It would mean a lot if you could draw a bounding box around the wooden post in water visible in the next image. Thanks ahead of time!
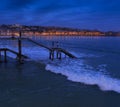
[50,41,55,61]
[18,31,22,63]
[49,50,54,60]
[59,51,62,59]
[51,50,54,60]
[56,50,59,59]
[56,49,62,60]
[49,51,52,60]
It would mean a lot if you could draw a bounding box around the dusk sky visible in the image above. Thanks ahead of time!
[0,0,120,31]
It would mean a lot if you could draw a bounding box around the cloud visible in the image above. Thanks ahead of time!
[0,0,119,31]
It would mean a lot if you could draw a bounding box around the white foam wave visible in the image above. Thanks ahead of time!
[46,59,120,93]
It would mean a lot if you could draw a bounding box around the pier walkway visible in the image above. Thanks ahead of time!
[0,48,28,63]
[0,35,76,63]
[26,38,77,60]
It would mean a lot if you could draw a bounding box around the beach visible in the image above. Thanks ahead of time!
[0,57,120,107]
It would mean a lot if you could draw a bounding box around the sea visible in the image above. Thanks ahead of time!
[0,35,120,107]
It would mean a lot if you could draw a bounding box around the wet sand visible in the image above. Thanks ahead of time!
[0,58,120,107]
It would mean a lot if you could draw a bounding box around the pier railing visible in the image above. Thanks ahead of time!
[26,38,77,60]
[0,33,77,63]
[0,48,28,63]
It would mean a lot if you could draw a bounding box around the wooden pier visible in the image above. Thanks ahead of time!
[0,33,77,63]
[0,48,27,63]
[0,32,28,63]
[27,38,77,60]
[49,48,76,60]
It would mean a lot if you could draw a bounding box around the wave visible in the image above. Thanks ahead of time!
[46,59,120,93]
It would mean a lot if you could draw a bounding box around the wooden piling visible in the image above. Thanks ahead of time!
[56,50,59,59]
[59,52,62,59]
[51,50,54,60]
[49,51,52,60]
[18,31,22,63]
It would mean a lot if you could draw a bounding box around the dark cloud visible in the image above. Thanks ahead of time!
[1,0,35,10]
[0,0,120,31]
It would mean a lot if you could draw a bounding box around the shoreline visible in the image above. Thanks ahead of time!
[0,58,120,107]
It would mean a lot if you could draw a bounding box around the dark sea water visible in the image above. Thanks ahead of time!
[0,36,120,107]
[35,36,120,93]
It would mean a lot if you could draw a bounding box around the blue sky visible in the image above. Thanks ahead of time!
[0,0,120,31]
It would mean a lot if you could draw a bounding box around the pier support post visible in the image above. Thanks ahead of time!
[59,52,62,59]
[18,31,23,63]
[56,50,61,59]
[51,50,54,61]
[56,50,59,59]
[49,51,52,60]
[49,50,54,61]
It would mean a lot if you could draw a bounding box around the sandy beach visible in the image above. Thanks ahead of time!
[0,57,120,107]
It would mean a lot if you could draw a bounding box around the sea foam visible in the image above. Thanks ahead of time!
[46,59,120,93]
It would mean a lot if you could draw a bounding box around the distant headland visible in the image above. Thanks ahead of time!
[0,24,120,36]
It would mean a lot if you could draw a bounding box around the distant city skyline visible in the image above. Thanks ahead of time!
[0,24,120,37]
[0,0,120,31]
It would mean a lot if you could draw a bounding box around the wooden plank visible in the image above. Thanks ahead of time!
[7,48,28,58]
[52,48,76,58]
[59,48,76,58]
[0,37,77,60]
[18,32,22,63]
[0,48,28,58]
